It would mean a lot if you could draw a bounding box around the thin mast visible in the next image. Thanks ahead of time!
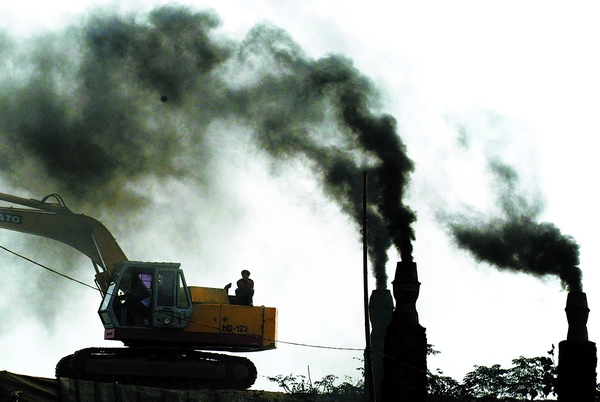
[363,171,376,402]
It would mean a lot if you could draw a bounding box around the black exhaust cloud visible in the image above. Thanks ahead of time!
[0,6,416,289]
[445,157,582,292]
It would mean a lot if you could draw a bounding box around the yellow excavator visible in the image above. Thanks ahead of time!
[0,192,277,389]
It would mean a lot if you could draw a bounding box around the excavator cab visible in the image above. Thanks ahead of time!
[99,261,193,330]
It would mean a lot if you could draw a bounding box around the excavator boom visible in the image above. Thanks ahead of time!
[0,192,127,292]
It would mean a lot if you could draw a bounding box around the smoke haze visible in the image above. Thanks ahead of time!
[0,5,416,290]
[445,150,582,292]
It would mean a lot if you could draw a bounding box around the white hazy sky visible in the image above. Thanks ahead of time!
[1,0,600,393]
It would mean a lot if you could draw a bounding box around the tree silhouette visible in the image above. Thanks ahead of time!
[463,364,509,398]
[271,349,559,400]
[426,346,558,400]
[427,368,464,398]
[506,356,555,400]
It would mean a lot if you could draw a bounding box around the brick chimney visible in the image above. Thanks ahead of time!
[380,261,427,402]
[556,292,597,401]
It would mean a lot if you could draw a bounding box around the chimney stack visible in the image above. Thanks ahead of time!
[557,292,597,401]
[369,289,394,401]
[380,261,427,402]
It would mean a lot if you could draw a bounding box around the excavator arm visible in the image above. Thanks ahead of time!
[0,192,127,293]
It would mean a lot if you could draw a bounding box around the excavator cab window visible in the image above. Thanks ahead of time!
[157,271,175,307]
[156,271,190,308]
[177,272,190,309]
[112,270,153,327]
[153,270,192,328]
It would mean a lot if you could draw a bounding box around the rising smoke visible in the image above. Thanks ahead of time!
[445,142,582,292]
[0,6,416,290]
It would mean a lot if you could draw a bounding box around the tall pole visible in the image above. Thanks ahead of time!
[363,171,376,402]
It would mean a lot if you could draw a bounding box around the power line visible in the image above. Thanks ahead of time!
[275,339,362,351]
[0,244,98,291]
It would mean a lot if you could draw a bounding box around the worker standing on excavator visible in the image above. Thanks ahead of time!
[236,270,254,306]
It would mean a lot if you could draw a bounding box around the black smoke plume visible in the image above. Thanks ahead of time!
[0,6,415,289]
[447,158,582,292]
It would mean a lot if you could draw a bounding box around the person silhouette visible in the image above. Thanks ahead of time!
[235,270,254,306]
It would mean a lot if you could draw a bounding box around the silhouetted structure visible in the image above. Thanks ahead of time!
[557,292,597,402]
[381,261,427,402]
[369,289,394,401]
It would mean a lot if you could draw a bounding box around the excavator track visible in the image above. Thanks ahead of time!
[55,347,257,390]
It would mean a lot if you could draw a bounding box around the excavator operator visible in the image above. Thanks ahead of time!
[114,273,152,326]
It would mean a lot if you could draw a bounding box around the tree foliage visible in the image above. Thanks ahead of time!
[427,368,465,398]
[506,356,555,400]
[266,365,364,402]
[427,347,557,400]
[269,349,559,401]
[463,364,509,398]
